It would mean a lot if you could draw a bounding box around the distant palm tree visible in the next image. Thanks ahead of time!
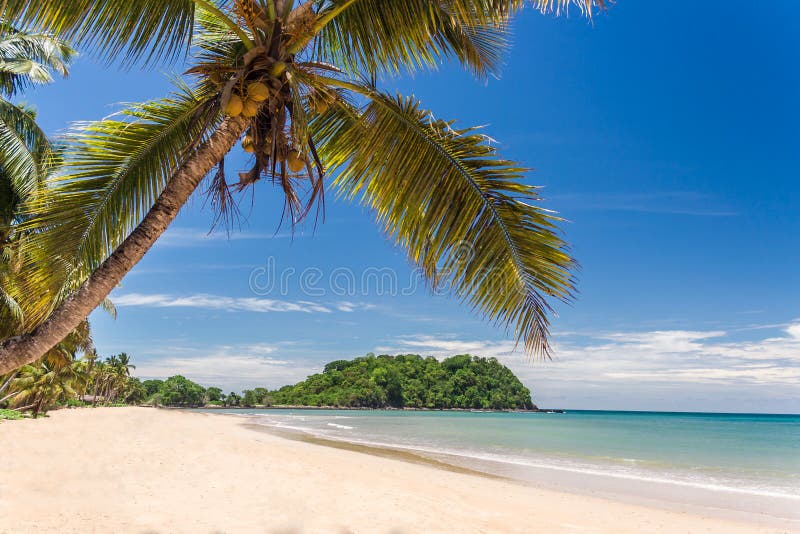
[0,318,92,406]
[115,352,136,377]
[8,357,87,417]
[0,0,604,374]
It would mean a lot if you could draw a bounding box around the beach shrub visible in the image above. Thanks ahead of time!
[0,408,23,420]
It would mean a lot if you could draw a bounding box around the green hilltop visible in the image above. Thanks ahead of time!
[270,354,536,410]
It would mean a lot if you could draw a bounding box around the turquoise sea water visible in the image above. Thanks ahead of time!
[198,409,800,520]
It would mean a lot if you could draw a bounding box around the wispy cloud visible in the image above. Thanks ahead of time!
[376,322,800,411]
[548,191,738,217]
[133,342,318,390]
[156,227,302,248]
[113,292,373,314]
[379,321,800,388]
[111,293,375,313]
[113,293,331,313]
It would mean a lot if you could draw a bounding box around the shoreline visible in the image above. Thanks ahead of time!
[0,407,791,533]
[238,412,800,530]
[190,404,562,413]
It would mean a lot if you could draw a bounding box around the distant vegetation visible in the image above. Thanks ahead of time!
[1,353,536,418]
[0,352,146,418]
[271,354,535,410]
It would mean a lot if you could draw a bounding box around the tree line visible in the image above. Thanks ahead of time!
[1,352,537,418]
[141,354,536,411]
[1,351,145,418]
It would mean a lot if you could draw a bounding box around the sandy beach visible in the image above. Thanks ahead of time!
[0,407,785,533]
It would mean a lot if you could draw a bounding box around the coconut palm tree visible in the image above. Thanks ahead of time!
[115,352,136,377]
[0,317,92,405]
[0,23,75,337]
[0,0,605,375]
[8,358,88,416]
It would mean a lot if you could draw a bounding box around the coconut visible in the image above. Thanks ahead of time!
[270,61,287,78]
[242,136,254,153]
[247,82,269,102]
[287,150,306,173]
[312,98,329,115]
[241,98,260,118]
[224,94,243,117]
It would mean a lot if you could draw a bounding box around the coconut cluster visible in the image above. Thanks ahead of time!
[224,81,271,118]
[239,131,306,173]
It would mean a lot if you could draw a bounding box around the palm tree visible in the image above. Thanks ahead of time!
[115,352,136,377]
[0,22,75,338]
[0,317,92,405]
[0,0,604,375]
[7,356,87,416]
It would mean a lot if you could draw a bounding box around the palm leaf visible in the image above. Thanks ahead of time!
[0,27,76,96]
[2,0,196,66]
[0,98,51,203]
[0,278,22,337]
[314,82,575,356]
[313,0,513,78]
[16,81,222,322]
[313,0,604,78]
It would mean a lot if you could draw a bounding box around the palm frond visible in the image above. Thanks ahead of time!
[2,0,196,66]
[0,98,51,203]
[313,0,514,78]
[313,0,604,78]
[100,297,117,320]
[314,82,575,356]
[0,278,22,337]
[0,27,76,96]
[16,81,222,322]
[531,0,606,17]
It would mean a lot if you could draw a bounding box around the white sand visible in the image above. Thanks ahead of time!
[0,407,782,533]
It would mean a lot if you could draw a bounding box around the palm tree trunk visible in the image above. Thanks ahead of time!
[0,390,18,404]
[0,370,18,397]
[32,395,44,418]
[0,116,248,375]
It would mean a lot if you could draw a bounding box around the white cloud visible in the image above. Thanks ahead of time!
[380,335,516,356]
[336,301,376,313]
[134,343,317,390]
[376,323,800,411]
[156,227,296,248]
[113,293,374,315]
[112,292,369,314]
[380,321,800,389]
[786,322,800,339]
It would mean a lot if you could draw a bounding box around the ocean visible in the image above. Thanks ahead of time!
[196,409,800,524]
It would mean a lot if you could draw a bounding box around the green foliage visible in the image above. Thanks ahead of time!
[225,391,241,407]
[142,379,164,397]
[0,24,74,338]
[121,377,147,404]
[16,82,222,320]
[157,375,205,407]
[205,386,223,403]
[0,407,23,419]
[271,354,535,410]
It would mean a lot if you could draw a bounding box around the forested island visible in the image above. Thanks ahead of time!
[270,354,535,410]
[143,354,537,410]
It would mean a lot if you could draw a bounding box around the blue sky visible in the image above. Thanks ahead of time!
[25,2,799,412]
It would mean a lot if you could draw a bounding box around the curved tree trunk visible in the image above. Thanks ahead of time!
[0,116,248,375]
